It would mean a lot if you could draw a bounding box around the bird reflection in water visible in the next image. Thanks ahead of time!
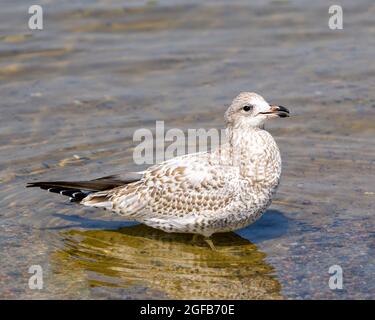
[52,224,282,299]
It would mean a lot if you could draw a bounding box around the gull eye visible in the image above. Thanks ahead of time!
[242,105,253,112]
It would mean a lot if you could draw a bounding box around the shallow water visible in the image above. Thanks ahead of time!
[0,0,374,299]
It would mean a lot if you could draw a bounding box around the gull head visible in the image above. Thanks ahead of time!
[224,92,289,129]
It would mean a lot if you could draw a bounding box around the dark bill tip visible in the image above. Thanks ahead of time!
[276,106,290,114]
[261,106,289,118]
[273,105,290,117]
[262,105,290,117]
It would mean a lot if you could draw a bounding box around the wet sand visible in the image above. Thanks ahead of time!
[0,0,374,299]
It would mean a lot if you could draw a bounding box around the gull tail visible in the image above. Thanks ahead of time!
[26,173,142,203]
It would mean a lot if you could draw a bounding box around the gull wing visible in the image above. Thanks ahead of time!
[82,152,239,220]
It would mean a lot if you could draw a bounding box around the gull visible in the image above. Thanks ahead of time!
[27,92,290,249]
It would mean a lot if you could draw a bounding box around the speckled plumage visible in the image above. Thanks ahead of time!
[80,92,289,237]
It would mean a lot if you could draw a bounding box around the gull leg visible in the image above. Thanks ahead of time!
[204,238,216,251]
[191,234,199,243]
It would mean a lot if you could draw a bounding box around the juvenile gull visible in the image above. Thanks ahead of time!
[27,92,289,247]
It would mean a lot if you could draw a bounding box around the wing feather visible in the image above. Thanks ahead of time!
[84,153,239,220]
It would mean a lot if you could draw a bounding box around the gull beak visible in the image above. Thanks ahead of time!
[263,105,290,118]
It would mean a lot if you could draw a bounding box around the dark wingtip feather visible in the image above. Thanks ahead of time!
[26,182,56,189]
[26,182,40,188]
[26,182,90,202]
[26,173,142,203]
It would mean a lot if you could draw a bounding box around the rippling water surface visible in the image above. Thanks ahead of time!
[0,0,374,299]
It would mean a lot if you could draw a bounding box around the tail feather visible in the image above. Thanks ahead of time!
[27,173,142,203]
